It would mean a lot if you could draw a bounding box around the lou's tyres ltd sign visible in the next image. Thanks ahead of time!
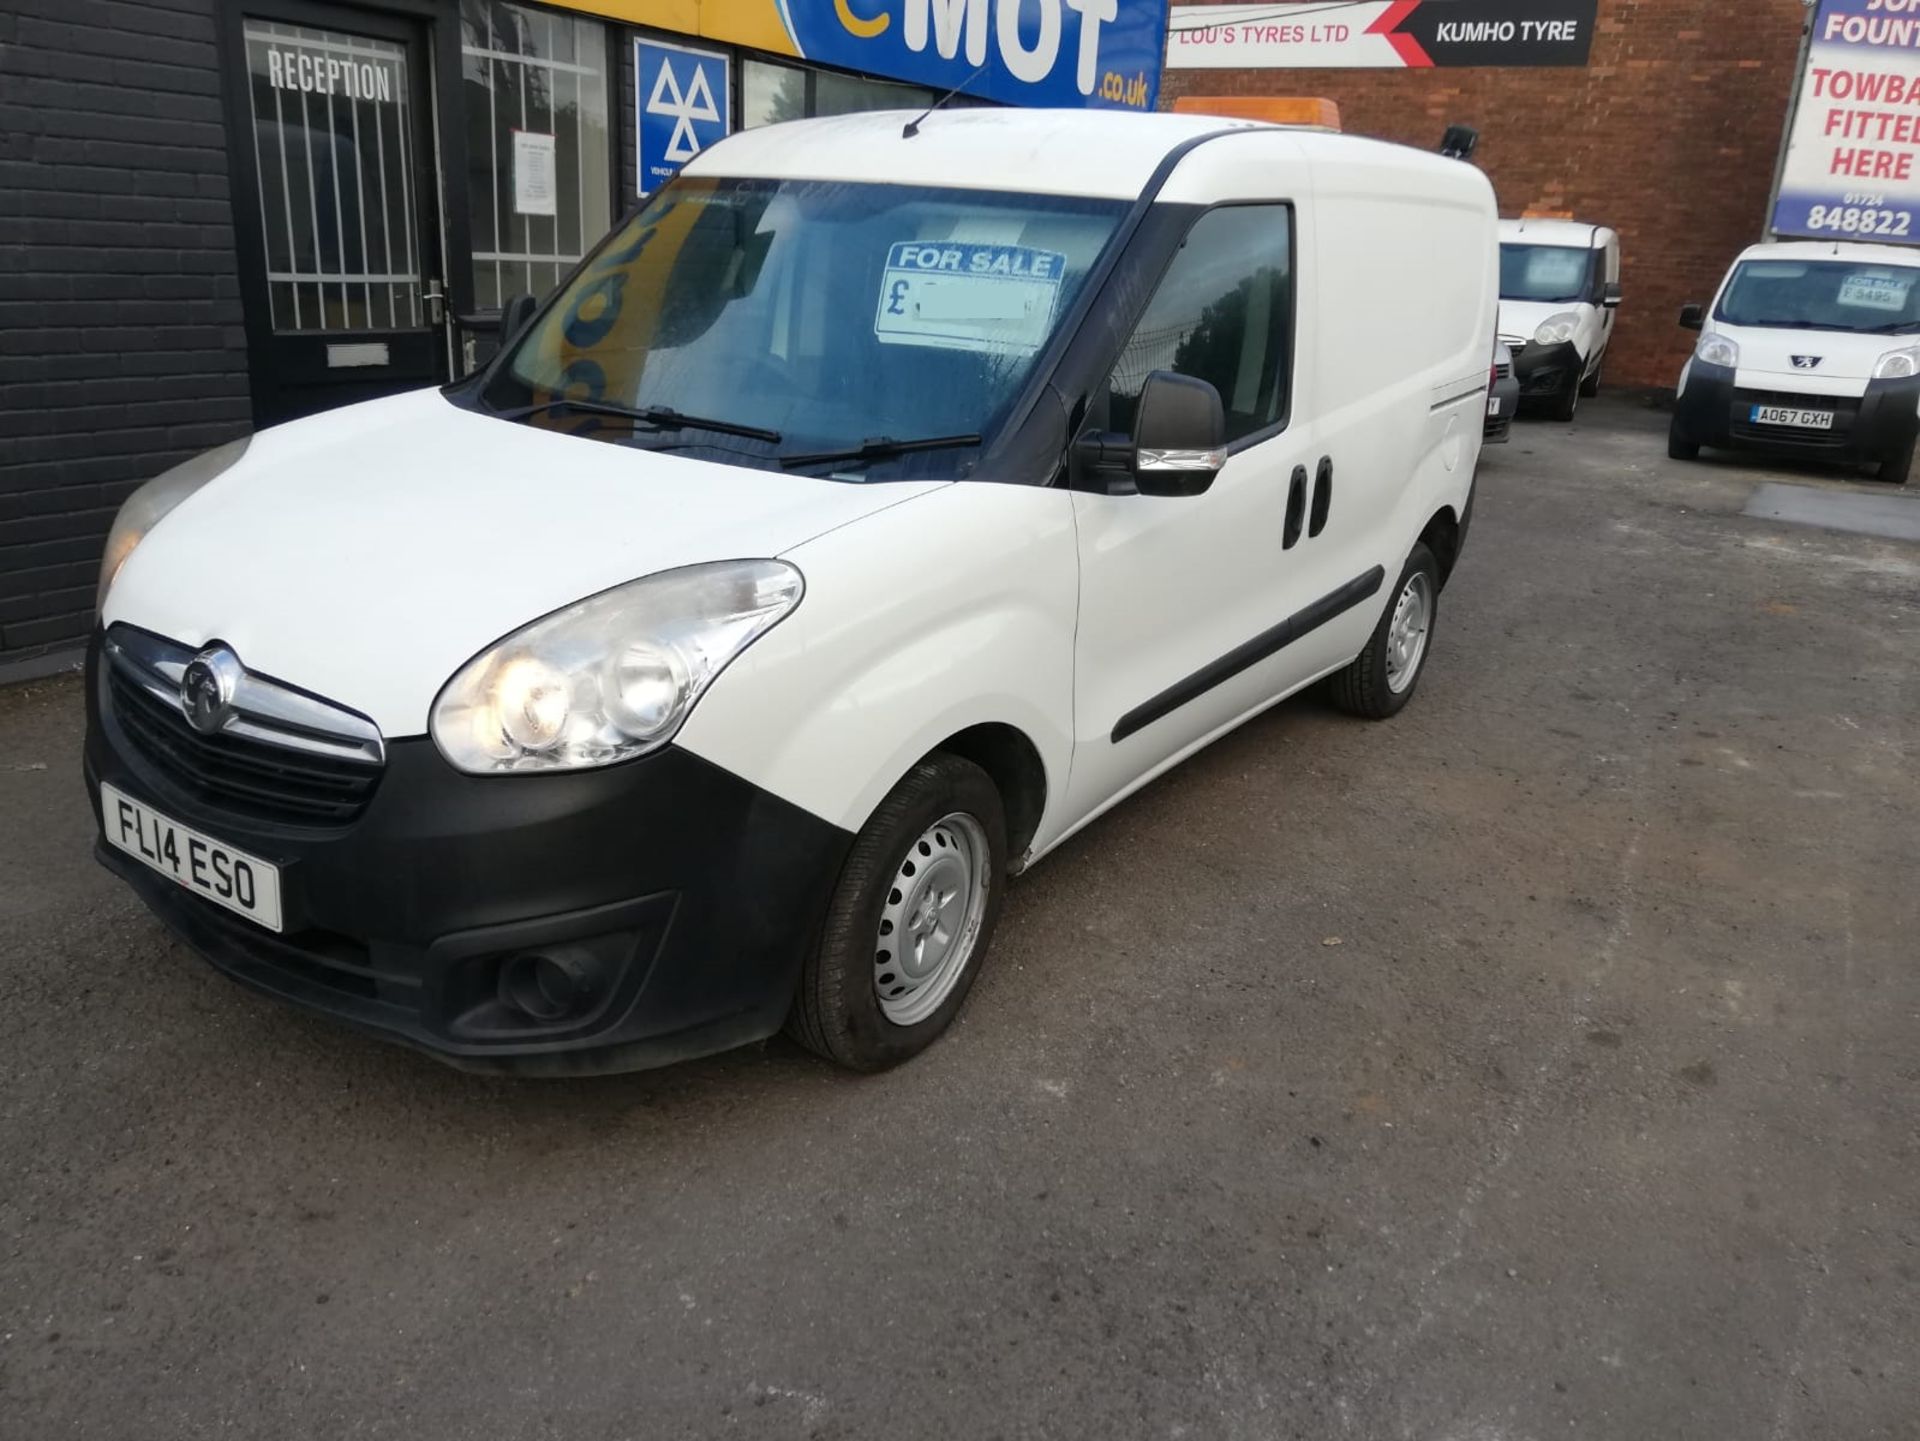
[1166,0,1598,69]
[1774,0,1920,243]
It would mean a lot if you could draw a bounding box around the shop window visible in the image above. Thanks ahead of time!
[1107,206,1295,444]
[742,57,934,128]
[460,0,611,309]
[242,19,422,332]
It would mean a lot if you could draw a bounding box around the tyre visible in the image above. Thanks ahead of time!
[1668,423,1700,461]
[1579,357,1602,398]
[1328,542,1439,720]
[787,753,1007,1071]
[1550,375,1580,422]
[1878,437,1915,484]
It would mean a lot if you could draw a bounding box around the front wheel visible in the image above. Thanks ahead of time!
[1550,374,1581,422]
[1579,357,1603,399]
[787,754,1007,1071]
[1328,543,1439,720]
[1668,422,1700,461]
[1879,437,1915,484]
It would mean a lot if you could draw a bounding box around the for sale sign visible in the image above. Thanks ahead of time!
[1774,0,1920,243]
[1166,0,1598,69]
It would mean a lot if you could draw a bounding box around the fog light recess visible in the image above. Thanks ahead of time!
[498,950,595,1023]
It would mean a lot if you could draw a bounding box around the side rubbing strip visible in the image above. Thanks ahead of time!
[1110,566,1388,743]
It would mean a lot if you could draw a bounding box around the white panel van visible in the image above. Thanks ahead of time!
[1670,240,1920,482]
[88,110,1498,1074]
[1497,217,1622,421]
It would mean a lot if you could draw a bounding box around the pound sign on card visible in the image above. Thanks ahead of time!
[887,279,909,315]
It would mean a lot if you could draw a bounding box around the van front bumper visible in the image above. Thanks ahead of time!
[1511,340,1583,400]
[1672,361,1920,463]
[84,636,851,1075]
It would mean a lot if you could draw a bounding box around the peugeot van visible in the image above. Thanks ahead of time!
[1670,241,1920,482]
[87,110,1497,1075]
[1498,218,1622,421]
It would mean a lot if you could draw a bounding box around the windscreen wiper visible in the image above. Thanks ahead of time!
[780,433,983,468]
[499,397,782,444]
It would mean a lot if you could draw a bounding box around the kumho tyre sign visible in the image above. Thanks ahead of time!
[1166,0,1599,69]
[1774,0,1920,243]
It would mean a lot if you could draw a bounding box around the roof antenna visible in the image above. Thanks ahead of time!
[904,61,990,139]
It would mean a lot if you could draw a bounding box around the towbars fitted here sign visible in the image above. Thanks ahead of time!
[1773,0,1920,243]
[1166,0,1598,68]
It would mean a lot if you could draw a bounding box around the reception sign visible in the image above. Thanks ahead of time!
[1773,0,1920,243]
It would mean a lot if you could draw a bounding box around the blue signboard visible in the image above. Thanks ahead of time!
[1774,0,1920,243]
[635,38,730,196]
[791,0,1167,111]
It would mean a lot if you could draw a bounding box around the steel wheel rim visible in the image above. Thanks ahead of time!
[1385,572,1432,695]
[874,812,990,1027]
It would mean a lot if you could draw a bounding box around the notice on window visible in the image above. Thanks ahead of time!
[513,130,557,217]
[1838,270,1913,311]
[1525,248,1589,292]
[874,243,1066,353]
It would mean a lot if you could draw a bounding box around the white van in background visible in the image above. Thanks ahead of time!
[87,111,1497,1075]
[1670,241,1920,483]
[1497,218,1622,421]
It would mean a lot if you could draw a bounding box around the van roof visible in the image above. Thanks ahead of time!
[1498,217,1610,247]
[1738,239,1920,268]
[682,108,1421,201]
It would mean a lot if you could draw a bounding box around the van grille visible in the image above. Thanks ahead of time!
[1729,388,1860,449]
[103,627,385,827]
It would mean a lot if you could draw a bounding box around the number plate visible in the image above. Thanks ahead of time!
[1487,396,1503,416]
[1750,404,1834,430]
[101,783,283,931]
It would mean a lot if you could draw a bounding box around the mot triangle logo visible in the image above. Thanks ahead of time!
[647,57,721,163]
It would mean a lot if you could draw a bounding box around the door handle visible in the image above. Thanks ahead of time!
[422,279,447,326]
[1283,465,1307,549]
[1309,456,1333,538]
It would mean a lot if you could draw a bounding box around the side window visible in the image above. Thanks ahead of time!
[1107,205,1293,444]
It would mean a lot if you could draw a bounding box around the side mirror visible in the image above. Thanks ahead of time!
[501,291,539,344]
[1603,281,1624,309]
[1132,371,1228,497]
[1439,124,1479,161]
[1678,303,1704,331]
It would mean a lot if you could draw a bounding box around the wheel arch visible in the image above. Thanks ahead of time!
[1418,504,1463,587]
[928,722,1049,866]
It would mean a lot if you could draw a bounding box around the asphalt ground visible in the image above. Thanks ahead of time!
[2,396,1916,1440]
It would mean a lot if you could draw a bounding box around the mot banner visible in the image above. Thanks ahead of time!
[1773,0,1920,244]
[1166,0,1598,69]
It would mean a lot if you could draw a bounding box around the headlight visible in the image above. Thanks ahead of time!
[1873,346,1920,380]
[431,560,804,774]
[1695,332,1740,369]
[96,437,250,609]
[1533,312,1580,346]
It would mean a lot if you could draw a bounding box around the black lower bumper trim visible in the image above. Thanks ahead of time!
[1672,362,1920,463]
[1512,340,1583,399]
[86,635,853,1075]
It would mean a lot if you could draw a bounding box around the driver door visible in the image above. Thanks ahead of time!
[1063,203,1321,827]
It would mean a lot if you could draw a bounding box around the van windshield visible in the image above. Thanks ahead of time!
[481,177,1127,477]
[1500,244,1594,304]
[1714,258,1920,335]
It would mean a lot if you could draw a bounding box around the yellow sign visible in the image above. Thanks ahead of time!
[547,0,801,56]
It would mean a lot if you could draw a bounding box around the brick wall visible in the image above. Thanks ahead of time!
[0,0,250,670]
[1163,0,1809,390]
